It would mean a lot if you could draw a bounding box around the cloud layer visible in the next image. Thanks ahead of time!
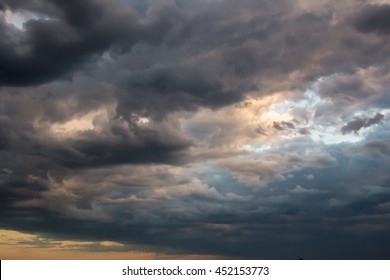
[1,0,390,259]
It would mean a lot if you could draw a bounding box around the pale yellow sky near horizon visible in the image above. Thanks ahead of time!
[0,229,223,260]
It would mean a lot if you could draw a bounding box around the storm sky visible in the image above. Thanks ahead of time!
[1,0,390,259]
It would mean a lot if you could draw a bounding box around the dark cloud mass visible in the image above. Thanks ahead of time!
[354,4,390,34]
[1,0,390,260]
[0,0,170,86]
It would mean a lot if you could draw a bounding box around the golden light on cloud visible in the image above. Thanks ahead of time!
[49,108,110,137]
[181,91,299,153]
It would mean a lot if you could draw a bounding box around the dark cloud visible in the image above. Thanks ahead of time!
[341,113,385,134]
[364,140,390,155]
[0,0,47,11]
[298,127,310,135]
[0,0,170,86]
[255,125,267,135]
[316,73,376,100]
[0,109,193,170]
[354,4,390,35]
[1,148,390,259]
[52,127,192,168]
[273,121,295,131]
[116,64,248,119]
[0,130,9,150]
[48,0,104,29]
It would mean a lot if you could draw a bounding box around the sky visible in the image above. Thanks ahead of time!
[1,0,390,260]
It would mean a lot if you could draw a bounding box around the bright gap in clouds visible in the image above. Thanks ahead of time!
[2,9,51,30]
[269,89,368,145]
[3,10,35,30]
[137,116,150,125]
[49,108,151,138]
[239,86,379,153]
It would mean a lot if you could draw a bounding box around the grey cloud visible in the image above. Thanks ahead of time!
[2,153,390,259]
[354,4,390,35]
[0,129,9,150]
[286,152,338,168]
[298,127,310,135]
[2,0,386,116]
[47,0,106,29]
[255,125,267,135]
[221,151,337,186]
[316,73,376,100]
[273,121,295,131]
[305,174,315,180]
[0,0,171,86]
[366,112,386,126]
[55,127,192,168]
[1,144,390,259]
[117,63,245,119]
[109,3,340,118]
[341,113,385,134]
[13,119,192,169]
[364,140,390,155]
[290,185,325,194]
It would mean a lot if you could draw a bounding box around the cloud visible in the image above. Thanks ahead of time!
[49,121,193,168]
[364,140,390,155]
[116,63,246,119]
[341,113,385,134]
[0,0,172,86]
[354,4,390,35]
[1,0,390,260]
[273,121,295,131]
[291,185,326,194]
[305,174,315,180]
[221,151,337,187]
